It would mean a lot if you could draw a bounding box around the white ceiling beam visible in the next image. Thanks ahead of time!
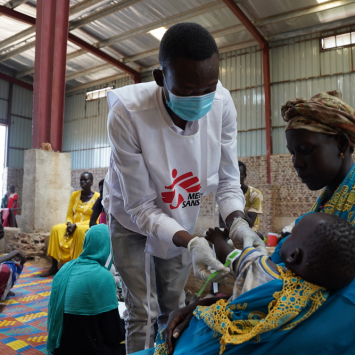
[123,48,159,63]
[66,72,129,93]
[0,26,35,51]
[67,49,88,61]
[69,0,144,30]
[98,1,226,48]
[212,24,246,37]
[254,0,355,27]
[219,40,259,53]
[15,49,88,78]
[0,40,34,62]
[3,0,28,8]
[66,62,112,81]
[268,14,355,41]
[69,0,105,19]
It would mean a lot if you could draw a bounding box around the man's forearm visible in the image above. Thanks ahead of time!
[225,210,245,228]
[172,230,194,248]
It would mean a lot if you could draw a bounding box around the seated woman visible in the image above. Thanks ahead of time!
[47,224,125,355]
[40,172,99,277]
[1,185,18,227]
[0,249,26,309]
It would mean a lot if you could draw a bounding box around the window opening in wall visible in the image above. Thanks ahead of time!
[86,86,113,101]
[321,31,355,50]
[0,125,7,195]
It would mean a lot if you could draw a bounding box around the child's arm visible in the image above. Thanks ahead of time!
[89,211,100,227]
[205,227,234,264]
[0,250,26,265]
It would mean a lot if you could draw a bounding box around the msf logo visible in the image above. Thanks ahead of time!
[161,169,201,210]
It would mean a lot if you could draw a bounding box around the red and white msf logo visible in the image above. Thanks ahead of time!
[161,169,201,210]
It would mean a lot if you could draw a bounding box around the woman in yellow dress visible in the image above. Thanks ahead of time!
[40,172,99,277]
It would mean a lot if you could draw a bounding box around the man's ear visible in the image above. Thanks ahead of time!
[336,132,350,155]
[285,248,303,265]
[153,69,164,87]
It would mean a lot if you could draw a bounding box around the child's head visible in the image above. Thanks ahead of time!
[280,213,355,290]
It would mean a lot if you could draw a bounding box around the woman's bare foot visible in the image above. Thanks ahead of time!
[39,268,58,277]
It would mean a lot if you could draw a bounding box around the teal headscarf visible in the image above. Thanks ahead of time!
[47,224,118,353]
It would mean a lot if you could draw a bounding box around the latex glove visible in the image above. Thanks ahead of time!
[229,218,267,255]
[187,237,230,282]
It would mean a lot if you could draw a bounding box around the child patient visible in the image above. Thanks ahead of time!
[0,249,26,310]
[206,212,355,299]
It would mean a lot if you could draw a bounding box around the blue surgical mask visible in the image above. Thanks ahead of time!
[163,79,216,121]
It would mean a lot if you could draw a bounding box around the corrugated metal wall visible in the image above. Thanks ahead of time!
[0,79,9,125]
[270,33,355,154]
[64,76,134,169]
[0,79,33,169]
[8,85,33,168]
[220,46,265,157]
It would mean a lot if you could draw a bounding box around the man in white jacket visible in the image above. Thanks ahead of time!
[105,23,266,353]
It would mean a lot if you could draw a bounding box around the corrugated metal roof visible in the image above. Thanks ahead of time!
[1,0,355,93]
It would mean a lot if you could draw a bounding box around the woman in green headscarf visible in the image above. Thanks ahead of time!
[47,224,125,355]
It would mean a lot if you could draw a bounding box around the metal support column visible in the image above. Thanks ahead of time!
[262,44,272,184]
[32,0,70,151]
[50,0,70,151]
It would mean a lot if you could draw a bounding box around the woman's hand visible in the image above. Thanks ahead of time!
[164,303,196,355]
[165,296,228,354]
[66,223,77,236]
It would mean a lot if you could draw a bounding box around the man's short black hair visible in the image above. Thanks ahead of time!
[82,172,93,182]
[238,161,246,174]
[307,214,355,290]
[159,23,219,67]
